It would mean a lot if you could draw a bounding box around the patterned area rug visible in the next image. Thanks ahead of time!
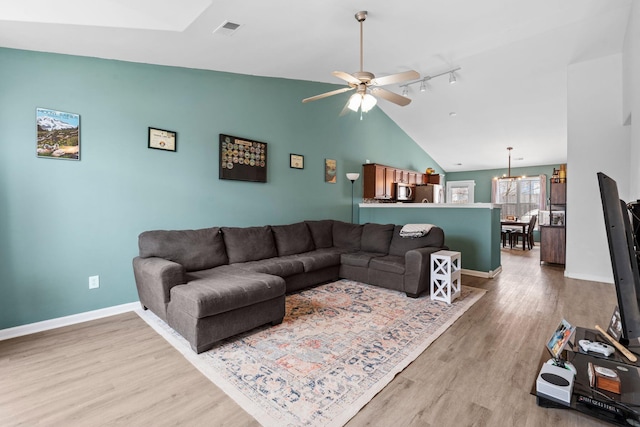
[137,280,485,427]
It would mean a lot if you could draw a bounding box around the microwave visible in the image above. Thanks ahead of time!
[395,182,415,201]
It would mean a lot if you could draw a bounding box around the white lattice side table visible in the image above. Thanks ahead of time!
[430,250,461,304]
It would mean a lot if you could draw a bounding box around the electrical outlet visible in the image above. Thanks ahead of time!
[89,275,100,289]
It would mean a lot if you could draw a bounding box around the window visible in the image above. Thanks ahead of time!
[493,176,544,227]
[446,180,475,204]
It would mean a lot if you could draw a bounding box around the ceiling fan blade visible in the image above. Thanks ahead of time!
[332,71,362,85]
[302,87,354,103]
[339,100,352,117]
[370,70,420,86]
[370,87,412,106]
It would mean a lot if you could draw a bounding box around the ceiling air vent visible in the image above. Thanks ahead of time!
[213,20,241,36]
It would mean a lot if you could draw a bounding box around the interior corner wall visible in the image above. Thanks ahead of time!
[565,53,629,283]
[0,48,440,329]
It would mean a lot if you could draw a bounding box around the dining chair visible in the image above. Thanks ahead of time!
[511,215,537,250]
[501,229,511,247]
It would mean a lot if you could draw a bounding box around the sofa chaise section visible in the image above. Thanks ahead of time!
[134,226,286,352]
[168,268,285,353]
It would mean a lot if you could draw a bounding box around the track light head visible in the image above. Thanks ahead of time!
[419,80,426,92]
[449,72,457,84]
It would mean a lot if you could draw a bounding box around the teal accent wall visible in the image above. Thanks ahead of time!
[359,205,502,274]
[447,165,559,203]
[0,48,442,329]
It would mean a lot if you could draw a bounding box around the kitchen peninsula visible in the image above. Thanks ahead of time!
[359,202,502,277]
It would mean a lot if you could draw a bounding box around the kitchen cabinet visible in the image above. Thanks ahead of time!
[406,172,421,185]
[540,226,566,264]
[363,163,423,200]
[363,164,394,199]
[540,181,566,265]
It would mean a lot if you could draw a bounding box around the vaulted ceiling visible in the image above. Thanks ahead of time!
[0,0,632,171]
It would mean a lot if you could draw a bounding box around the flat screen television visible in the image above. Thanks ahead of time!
[597,172,640,348]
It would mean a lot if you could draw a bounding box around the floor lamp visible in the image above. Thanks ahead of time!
[346,173,360,223]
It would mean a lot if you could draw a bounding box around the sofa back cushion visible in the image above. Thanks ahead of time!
[138,227,228,272]
[222,226,278,263]
[360,223,395,254]
[272,222,315,256]
[305,220,334,248]
[389,225,445,256]
[332,221,363,251]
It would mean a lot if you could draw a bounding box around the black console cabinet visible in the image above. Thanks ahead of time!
[534,327,640,425]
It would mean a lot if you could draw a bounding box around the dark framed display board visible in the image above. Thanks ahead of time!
[219,134,267,183]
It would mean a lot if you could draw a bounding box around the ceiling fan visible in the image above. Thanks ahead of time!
[302,11,419,115]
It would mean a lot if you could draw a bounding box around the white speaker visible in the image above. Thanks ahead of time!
[536,362,575,406]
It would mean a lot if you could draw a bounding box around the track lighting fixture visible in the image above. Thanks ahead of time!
[399,66,461,94]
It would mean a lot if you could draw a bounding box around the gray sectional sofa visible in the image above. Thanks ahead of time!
[133,219,446,353]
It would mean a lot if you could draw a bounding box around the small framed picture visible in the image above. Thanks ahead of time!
[325,158,337,183]
[148,127,177,152]
[36,108,80,160]
[290,154,304,169]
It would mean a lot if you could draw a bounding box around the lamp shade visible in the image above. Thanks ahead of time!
[346,173,360,181]
[361,94,377,112]
[347,93,377,113]
[347,94,362,112]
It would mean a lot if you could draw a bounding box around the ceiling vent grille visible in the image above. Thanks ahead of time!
[213,21,241,36]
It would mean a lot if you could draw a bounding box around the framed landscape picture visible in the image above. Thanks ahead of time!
[36,108,80,160]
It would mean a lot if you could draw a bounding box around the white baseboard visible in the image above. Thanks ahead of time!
[564,270,614,284]
[0,301,141,341]
[462,266,502,279]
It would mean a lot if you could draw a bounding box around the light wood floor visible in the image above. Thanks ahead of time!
[0,247,616,426]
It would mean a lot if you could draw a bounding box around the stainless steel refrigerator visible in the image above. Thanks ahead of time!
[414,184,444,203]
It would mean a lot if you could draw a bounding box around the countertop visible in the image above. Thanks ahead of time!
[359,202,500,209]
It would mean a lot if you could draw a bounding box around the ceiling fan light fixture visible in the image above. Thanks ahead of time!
[348,93,362,112]
[449,72,457,84]
[419,80,426,92]
[402,87,409,97]
[361,93,377,112]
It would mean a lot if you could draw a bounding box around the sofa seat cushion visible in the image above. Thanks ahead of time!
[272,222,315,256]
[221,226,277,264]
[138,227,228,272]
[231,257,305,277]
[170,270,285,318]
[369,255,406,275]
[341,251,386,268]
[294,248,347,272]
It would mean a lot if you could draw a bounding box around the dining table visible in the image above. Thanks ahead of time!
[500,220,529,250]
